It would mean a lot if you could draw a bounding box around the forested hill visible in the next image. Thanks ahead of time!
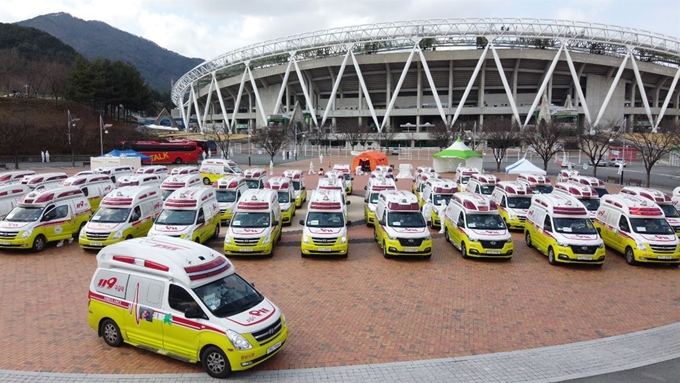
[18,12,205,91]
[0,23,80,64]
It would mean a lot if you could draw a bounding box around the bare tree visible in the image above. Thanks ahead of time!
[625,120,680,187]
[482,117,522,172]
[207,122,233,159]
[253,124,288,162]
[370,127,397,153]
[337,124,371,151]
[522,121,572,170]
[0,116,35,169]
[578,122,622,177]
[428,120,456,150]
[308,126,332,155]
[42,61,70,102]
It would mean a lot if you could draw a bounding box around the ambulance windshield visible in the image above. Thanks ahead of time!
[155,210,197,225]
[530,185,553,194]
[292,181,301,190]
[594,187,609,198]
[552,218,597,235]
[479,185,495,195]
[231,212,270,228]
[277,191,290,203]
[194,273,264,318]
[245,179,260,189]
[5,206,44,222]
[433,194,453,206]
[216,190,237,203]
[580,199,600,211]
[161,189,175,201]
[506,197,532,209]
[369,193,380,204]
[630,218,674,235]
[466,214,505,230]
[305,212,344,228]
[91,207,130,223]
[387,212,426,228]
[660,204,680,218]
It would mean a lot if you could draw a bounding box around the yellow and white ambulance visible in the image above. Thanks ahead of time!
[135,165,169,180]
[300,189,351,258]
[0,186,91,252]
[466,173,499,196]
[412,166,434,193]
[453,166,480,192]
[213,176,248,226]
[243,168,268,189]
[160,173,203,201]
[525,193,605,266]
[223,189,281,257]
[553,182,600,219]
[620,186,680,236]
[594,194,680,265]
[87,236,288,378]
[516,173,553,194]
[556,169,580,183]
[569,175,609,198]
[363,176,397,226]
[116,174,163,188]
[21,172,69,191]
[0,184,31,220]
[79,186,162,250]
[0,170,35,186]
[316,177,350,220]
[490,181,533,230]
[413,172,441,206]
[148,187,221,244]
[170,166,199,176]
[199,159,244,185]
[373,190,432,259]
[62,173,116,211]
[331,164,353,194]
[282,169,307,208]
[325,170,349,195]
[420,178,457,229]
[264,177,296,225]
[443,192,513,259]
[672,186,680,209]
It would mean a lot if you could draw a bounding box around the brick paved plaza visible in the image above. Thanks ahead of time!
[1,156,679,377]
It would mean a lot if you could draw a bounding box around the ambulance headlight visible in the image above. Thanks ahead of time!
[262,233,271,245]
[112,230,123,239]
[79,228,86,238]
[224,235,232,244]
[20,228,33,239]
[340,236,347,244]
[636,240,646,250]
[226,329,252,351]
[302,235,310,244]
[557,240,569,247]
[509,213,517,220]
[423,234,431,241]
[468,235,479,242]
[598,242,605,248]
[182,231,194,240]
[368,205,376,212]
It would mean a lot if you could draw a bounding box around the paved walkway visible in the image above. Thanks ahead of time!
[2,321,680,382]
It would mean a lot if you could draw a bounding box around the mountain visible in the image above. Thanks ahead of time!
[17,12,204,91]
[0,23,80,64]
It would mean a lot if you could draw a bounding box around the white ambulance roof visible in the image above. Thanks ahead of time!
[95,166,134,173]
[309,189,344,210]
[367,177,397,191]
[620,187,672,205]
[282,169,304,180]
[601,194,665,217]
[136,165,168,174]
[496,181,533,196]
[425,178,457,194]
[18,186,84,206]
[117,174,162,185]
[0,184,30,199]
[62,174,113,186]
[470,174,498,184]
[170,166,199,175]
[456,167,479,175]
[553,182,597,199]
[379,190,420,211]
[237,189,276,210]
[21,172,68,185]
[559,169,580,177]
[332,164,351,171]
[165,187,216,209]
[532,193,588,216]
[162,174,202,189]
[264,176,292,191]
[97,236,234,288]
[243,168,266,178]
[317,177,343,190]
[517,173,550,184]
[451,193,498,213]
[213,176,246,189]
[569,176,605,187]
[201,159,237,166]
[0,170,35,182]
[101,185,161,207]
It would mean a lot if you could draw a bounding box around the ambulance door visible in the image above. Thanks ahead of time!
[129,206,143,237]
[164,284,202,359]
[538,215,553,254]
[42,204,72,241]
[613,215,631,253]
[195,207,206,242]
[123,275,165,350]
[452,211,465,248]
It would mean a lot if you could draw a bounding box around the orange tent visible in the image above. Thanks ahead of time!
[351,150,389,172]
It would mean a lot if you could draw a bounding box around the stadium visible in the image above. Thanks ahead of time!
[170,18,680,147]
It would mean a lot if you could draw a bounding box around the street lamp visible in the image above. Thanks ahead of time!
[248,133,252,166]
[100,115,112,155]
[67,110,80,167]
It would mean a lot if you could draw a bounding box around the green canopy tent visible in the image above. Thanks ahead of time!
[432,138,483,173]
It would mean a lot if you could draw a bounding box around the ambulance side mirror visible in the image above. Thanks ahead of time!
[364,197,369,203]
[301,186,306,190]
[346,201,351,205]
[272,220,279,227]
[351,177,354,181]
[299,219,305,226]
[364,186,367,190]
[346,221,352,226]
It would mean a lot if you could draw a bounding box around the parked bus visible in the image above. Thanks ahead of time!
[122,140,201,164]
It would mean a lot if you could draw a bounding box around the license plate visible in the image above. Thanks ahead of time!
[487,251,500,254]
[90,242,103,247]
[239,248,253,252]
[267,341,282,354]
[404,248,418,252]
[577,256,592,260]
[658,256,672,260]
[317,247,331,252]
[0,241,10,245]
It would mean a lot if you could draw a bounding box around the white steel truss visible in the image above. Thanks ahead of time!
[272,61,293,115]
[321,47,352,128]
[655,68,680,131]
[381,45,418,130]
[523,44,564,128]
[593,53,630,128]
[628,47,655,130]
[562,48,592,126]
[173,18,680,106]
[213,73,232,132]
[451,43,490,127]
[292,55,320,128]
[350,49,380,129]
[489,42,521,125]
[417,44,448,127]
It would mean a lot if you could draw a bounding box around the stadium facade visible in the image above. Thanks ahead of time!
[171,18,680,146]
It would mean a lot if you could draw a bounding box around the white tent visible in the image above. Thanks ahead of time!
[505,158,546,175]
[432,138,483,173]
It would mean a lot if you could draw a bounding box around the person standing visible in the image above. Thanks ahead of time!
[201,150,207,161]
[319,153,324,169]
[41,151,45,163]
[45,150,50,163]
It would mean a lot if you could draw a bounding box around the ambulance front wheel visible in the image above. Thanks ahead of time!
[461,242,470,259]
[101,319,123,347]
[625,247,638,265]
[525,232,533,248]
[548,247,557,265]
[31,234,46,253]
[201,345,231,378]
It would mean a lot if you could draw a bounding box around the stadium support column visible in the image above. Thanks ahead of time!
[322,47,351,128]
[563,49,592,126]
[350,49,380,131]
[381,44,417,131]
[478,60,486,128]
[292,54,319,128]
[230,68,248,130]
[490,43,521,126]
[417,45,447,127]
[593,53,629,128]
[272,61,292,115]
[654,68,680,131]
[213,73,231,131]
[447,60,453,127]
[201,75,215,132]
[451,43,490,128]
[522,44,564,129]
[246,66,268,129]
[628,47,656,132]
[190,84,203,133]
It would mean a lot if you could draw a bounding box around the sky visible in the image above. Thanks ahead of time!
[0,0,679,61]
